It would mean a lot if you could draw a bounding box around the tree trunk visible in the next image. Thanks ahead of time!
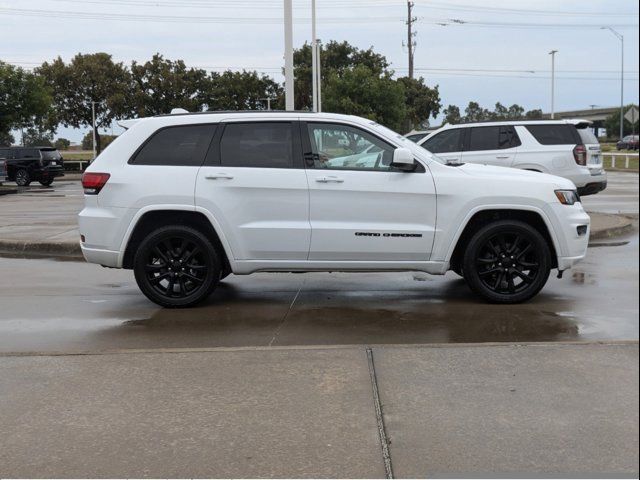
[94,126,102,155]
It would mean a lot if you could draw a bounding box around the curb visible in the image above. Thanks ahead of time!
[0,239,83,260]
[0,213,634,262]
[588,212,635,241]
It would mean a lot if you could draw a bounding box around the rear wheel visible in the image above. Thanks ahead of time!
[133,225,220,308]
[39,179,54,187]
[462,220,551,304]
[15,169,31,186]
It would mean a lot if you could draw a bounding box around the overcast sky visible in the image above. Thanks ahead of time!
[2,0,639,142]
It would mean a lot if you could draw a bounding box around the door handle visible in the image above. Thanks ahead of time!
[316,176,344,183]
[205,173,234,180]
[496,156,510,160]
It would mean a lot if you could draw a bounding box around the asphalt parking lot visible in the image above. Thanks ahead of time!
[0,171,638,477]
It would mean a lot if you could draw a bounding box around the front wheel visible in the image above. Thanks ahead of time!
[133,225,220,308]
[462,220,551,304]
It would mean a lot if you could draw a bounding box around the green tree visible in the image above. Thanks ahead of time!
[0,131,14,147]
[22,127,53,147]
[0,61,52,143]
[81,132,118,151]
[464,102,490,123]
[38,53,130,154]
[604,105,639,139]
[54,138,71,150]
[129,54,208,116]
[396,76,441,132]
[323,65,406,131]
[443,105,461,125]
[199,70,283,111]
[524,109,543,120]
[293,41,389,111]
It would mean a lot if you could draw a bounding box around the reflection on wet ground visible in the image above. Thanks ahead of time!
[0,230,637,353]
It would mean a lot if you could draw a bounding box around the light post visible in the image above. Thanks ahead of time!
[284,0,294,111]
[91,101,98,161]
[601,27,624,140]
[549,50,558,119]
[311,0,322,112]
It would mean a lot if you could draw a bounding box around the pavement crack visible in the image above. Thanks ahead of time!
[267,280,304,347]
[366,347,394,479]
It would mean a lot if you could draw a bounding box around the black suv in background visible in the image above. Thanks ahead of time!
[0,147,65,186]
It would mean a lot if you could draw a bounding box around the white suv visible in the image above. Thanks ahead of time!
[418,120,607,196]
[79,112,590,307]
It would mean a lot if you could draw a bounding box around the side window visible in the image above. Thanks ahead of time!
[220,122,293,168]
[422,129,464,154]
[131,124,215,166]
[18,149,38,159]
[306,123,394,171]
[0,149,8,159]
[525,125,580,145]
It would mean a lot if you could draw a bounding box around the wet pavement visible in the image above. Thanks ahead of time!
[0,226,637,354]
[581,171,639,215]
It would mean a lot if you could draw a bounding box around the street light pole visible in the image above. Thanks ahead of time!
[284,0,294,111]
[549,50,558,119]
[602,27,624,140]
[311,0,317,112]
[91,101,97,161]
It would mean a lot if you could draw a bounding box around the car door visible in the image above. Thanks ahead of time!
[195,121,310,261]
[419,128,465,164]
[461,126,520,167]
[302,121,436,262]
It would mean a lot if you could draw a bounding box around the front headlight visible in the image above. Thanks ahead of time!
[555,189,580,205]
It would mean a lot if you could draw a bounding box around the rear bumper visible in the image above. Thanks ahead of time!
[578,180,607,196]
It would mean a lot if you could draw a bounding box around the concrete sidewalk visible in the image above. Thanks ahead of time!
[0,179,635,259]
[0,343,637,477]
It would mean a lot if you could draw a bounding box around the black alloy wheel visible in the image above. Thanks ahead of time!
[15,169,31,186]
[133,226,220,308]
[463,220,551,304]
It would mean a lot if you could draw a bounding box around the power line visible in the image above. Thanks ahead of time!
[0,7,637,28]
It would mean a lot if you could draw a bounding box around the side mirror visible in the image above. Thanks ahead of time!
[391,147,416,171]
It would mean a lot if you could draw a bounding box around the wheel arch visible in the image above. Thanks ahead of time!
[121,209,231,274]
[448,208,559,272]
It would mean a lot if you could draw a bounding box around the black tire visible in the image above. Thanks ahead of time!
[15,169,31,186]
[133,225,220,308]
[452,267,464,278]
[462,220,551,304]
[39,179,54,187]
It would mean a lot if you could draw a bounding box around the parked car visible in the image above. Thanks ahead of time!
[616,135,639,151]
[0,159,6,184]
[418,120,607,196]
[79,111,589,308]
[0,146,65,186]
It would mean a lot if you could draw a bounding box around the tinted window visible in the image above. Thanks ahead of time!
[526,125,580,145]
[468,126,519,151]
[422,129,464,154]
[0,149,9,159]
[132,125,215,166]
[306,123,394,171]
[406,133,428,143]
[17,149,39,159]
[220,123,293,168]
[40,149,61,160]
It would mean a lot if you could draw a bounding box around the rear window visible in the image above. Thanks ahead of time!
[40,149,61,160]
[220,122,293,168]
[525,125,580,145]
[131,124,216,166]
[576,128,599,145]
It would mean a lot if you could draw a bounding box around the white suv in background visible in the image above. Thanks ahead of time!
[79,111,590,308]
[418,120,607,196]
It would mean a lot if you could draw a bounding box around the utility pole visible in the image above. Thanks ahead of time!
[91,101,97,161]
[549,50,558,119]
[312,0,318,112]
[404,1,417,79]
[284,0,294,111]
[601,27,624,140]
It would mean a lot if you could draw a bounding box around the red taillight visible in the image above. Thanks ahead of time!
[82,172,110,194]
[573,145,587,166]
